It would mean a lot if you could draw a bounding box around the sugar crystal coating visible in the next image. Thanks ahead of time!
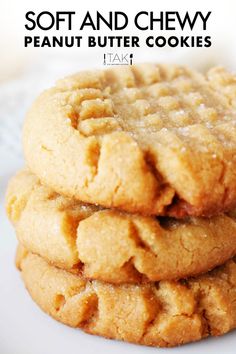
[23,64,236,216]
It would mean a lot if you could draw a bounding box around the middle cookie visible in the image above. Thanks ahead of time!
[6,169,236,284]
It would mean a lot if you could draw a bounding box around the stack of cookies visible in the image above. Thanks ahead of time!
[6,63,236,347]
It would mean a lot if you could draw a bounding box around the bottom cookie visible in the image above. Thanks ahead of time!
[17,245,236,348]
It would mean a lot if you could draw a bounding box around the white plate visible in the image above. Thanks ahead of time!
[0,68,236,354]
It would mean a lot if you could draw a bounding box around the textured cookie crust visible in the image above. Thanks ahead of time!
[17,247,236,348]
[23,64,236,217]
[7,170,236,283]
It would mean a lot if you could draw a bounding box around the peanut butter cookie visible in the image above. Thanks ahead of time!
[17,246,236,348]
[23,64,236,217]
[7,169,236,283]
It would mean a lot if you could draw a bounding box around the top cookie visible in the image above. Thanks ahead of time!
[23,63,236,217]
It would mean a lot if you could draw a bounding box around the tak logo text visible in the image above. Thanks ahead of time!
[103,53,133,65]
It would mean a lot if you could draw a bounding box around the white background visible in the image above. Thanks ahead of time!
[0,0,236,353]
[0,0,236,82]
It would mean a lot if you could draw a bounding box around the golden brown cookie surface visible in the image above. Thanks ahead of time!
[23,64,236,217]
[17,247,236,348]
[7,169,236,283]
